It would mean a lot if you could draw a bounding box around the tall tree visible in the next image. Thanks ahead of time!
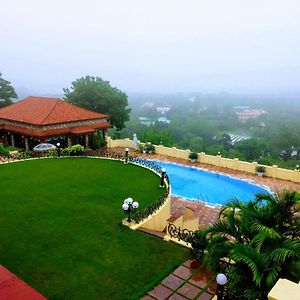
[0,73,17,108]
[64,76,130,130]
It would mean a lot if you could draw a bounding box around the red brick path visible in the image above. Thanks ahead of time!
[141,260,216,300]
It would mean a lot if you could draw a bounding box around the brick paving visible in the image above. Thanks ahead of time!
[142,260,215,300]
[170,197,221,229]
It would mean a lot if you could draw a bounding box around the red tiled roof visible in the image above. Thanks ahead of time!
[0,96,108,125]
[0,264,47,300]
[0,122,110,138]
[70,126,97,134]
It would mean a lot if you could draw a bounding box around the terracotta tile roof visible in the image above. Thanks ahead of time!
[0,122,110,138]
[0,96,108,125]
[70,126,98,134]
[0,264,47,300]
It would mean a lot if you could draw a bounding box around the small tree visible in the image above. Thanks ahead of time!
[0,72,17,108]
[189,152,198,161]
[64,76,130,131]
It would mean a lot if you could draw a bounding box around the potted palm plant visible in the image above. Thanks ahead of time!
[255,165,266,177]
[145,143,155,154]
[189,152,198,162]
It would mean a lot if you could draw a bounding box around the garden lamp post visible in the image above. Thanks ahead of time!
[296,164,299,171]
[216,273,227,300]
[125,147,129,164]
[122,198,139,222]
[56,142,61,158]
[160,168,166,187]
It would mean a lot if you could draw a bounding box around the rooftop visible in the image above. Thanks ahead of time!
[0,96,108,125]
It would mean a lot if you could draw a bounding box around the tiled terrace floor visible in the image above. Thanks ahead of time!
[141,260,216,300]
[171,197,221,228]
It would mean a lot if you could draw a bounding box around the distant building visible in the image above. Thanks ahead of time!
[236,109,266,122]
[138,117,155,126]
[291,150,298,158]
[157,117,171,124]
[229,134,250,145]
[141,102,154,109]
[156,105,171,114]
[233,105,250,112]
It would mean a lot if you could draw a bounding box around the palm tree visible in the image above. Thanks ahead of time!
[191,191,300,300]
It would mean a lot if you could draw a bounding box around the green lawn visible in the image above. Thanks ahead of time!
[0,158,187,299]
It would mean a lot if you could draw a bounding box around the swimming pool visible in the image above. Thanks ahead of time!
[154,160,271,205]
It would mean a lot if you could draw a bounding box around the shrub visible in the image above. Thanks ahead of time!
[92,135,107,149]
[138,143,144,153]
[0,143,10,156]
[67,144,84,156]
[190,230,208,261]
[255,165,266,173]
[144,143,155,153]
[189,152,198,160]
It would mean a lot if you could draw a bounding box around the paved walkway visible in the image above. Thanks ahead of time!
[171,197,221,229]
[141,260,216,300]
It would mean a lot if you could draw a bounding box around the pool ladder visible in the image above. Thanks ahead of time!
[198,193,210,204]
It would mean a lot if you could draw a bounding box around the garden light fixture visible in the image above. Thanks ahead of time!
[216,273,227,300]
[122,198,139,222]
[56,142,61,158]
[160,168,166,187]
[125,147,129,163]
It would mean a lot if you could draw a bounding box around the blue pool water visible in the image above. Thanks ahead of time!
[155,161,271,205]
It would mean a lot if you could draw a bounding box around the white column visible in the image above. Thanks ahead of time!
[67,136,72,147]
[11,134,15,147]
[25,137,29,151]
[85,134,89,148]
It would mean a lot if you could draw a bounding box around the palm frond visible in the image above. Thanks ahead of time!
[251,221,280,239]
[265,265,281,288]
[230,244,269,287]
[270,239,300,263]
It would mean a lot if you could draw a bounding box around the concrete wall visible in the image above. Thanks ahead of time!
[107,137,300,183]
[268,279,300,300]
[135,196,171,232]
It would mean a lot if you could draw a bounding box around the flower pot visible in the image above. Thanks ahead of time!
[257,172,264,177]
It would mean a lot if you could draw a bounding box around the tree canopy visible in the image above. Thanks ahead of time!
[64,76,130,130]
[0,72,17,108]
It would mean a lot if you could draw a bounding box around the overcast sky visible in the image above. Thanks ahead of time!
[0,0,300,95]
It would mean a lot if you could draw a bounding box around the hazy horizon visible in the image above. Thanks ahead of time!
[1,0,300,95]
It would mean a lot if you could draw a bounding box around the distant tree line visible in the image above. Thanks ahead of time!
[116,95,300,169]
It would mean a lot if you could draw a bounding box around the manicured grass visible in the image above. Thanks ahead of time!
[0,158,187,299]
